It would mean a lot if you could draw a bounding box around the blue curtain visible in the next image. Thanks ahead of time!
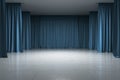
[31,16,80,49]
[78,16,89,49]
[31,16,40,49]
[97,3,113,52]
[0,0,7,57]
[89,12,98,50]
[6,3,23,52]
[113,0,120,58]
[22,12,31,50]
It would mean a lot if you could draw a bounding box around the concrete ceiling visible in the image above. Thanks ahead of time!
[6,0,114,15]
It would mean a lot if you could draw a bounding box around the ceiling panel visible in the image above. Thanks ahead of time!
[6,0,114,15]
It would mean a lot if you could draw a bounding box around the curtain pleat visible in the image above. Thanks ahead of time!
[89,12,98,50]
[6,3,23,52]
[31,16,80,49]
[0,0,7,57]
[78,16,89,49]
[97,3,113,52]
[22,12,31,50]
[113,0,120,58]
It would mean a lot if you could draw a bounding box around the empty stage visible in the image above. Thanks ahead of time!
[0,50,120,80]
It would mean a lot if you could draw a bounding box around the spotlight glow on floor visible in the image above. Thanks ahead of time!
[0,50,120,80]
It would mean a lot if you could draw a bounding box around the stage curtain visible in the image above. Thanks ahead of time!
[31,16,40,49]
[89,12,98,50]
[6,3,23,52]
[97,3,113,52]
[31,16,80,49]
[22,12,31,50]
[0,0,7,57]
[113,0,120,58]
[78,16,89,49]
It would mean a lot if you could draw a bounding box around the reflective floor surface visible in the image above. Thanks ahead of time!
[0,50,120,80]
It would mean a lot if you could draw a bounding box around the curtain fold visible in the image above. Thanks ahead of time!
[22,12,31,50]
[0,0,7,57]
[78,16,89,49]
[0,2,117,58]
[113,0,120,58]
[31,16,40,49]
[31,16,80,49]
[6,3,23,52]
[97,3,113,52]
[89,12,98,50]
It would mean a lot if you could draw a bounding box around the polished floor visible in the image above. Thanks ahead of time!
[0,50,120,80]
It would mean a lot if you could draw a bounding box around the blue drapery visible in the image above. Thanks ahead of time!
[22,12,31,50]
[97,3,113,52]
[78,16,89,49]
[113,0,120,58]
[89,12,98,50]
[6,3,23,52]
[31,16,40,49]
[0,2,119,58]
[0,0,7,57]
[31,16,80,49]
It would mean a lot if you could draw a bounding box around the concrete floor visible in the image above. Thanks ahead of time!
[0,50,120,80]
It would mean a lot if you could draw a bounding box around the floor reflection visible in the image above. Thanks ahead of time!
[0,50,120,80]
